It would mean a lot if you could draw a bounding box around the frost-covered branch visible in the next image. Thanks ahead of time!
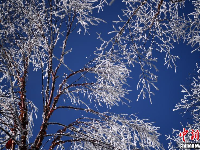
[167,63,200,149]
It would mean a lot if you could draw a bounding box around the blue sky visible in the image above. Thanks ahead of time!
[25,0,200,149]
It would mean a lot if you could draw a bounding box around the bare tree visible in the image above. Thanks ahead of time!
[0,0,199,149]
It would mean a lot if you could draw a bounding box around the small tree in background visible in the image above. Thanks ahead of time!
[0,0,199,149]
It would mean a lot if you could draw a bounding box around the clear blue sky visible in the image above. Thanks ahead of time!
[26,1,200,149]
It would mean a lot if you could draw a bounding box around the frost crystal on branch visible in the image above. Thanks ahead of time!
[69,113,163,150]
[88,56,131,107]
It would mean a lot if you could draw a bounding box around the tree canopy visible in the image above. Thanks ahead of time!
[0,0,199,149]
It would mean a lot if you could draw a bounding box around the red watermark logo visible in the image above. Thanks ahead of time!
[179,128,199,142]
[179,128,200,149]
